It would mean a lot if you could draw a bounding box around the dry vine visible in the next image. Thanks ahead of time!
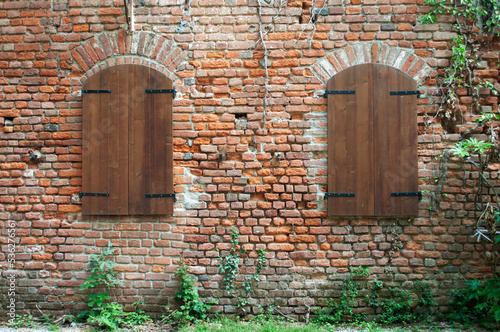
[251,0,289,135]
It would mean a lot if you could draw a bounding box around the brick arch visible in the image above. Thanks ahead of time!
[70,30,185,86]
[310,42,434,86]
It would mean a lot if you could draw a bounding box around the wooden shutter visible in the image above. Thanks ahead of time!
[82,64,174,215]
[373,65,418,216]
[327,65,374,216]
[327,64,418,216]
[129,66,174,215]
[82,67,129,215]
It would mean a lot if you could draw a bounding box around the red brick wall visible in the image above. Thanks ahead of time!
[0,0,499,318]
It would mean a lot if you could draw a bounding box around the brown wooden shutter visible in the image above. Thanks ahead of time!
[82,64,174,215]
[129,66,174,215]
[82,67,129,215]
[327,64,374,216]
[373,64,418,216]
[327,64,418,216]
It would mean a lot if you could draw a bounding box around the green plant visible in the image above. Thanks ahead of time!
[6,314,37,328]
[449,277,500,325]
[451,137,494,158]
[218,228,267,307]
[166,258,212,324]
[240,248,267,307]
[414,281,438,321]
[126,301,153,326]
[76,242,153,330]
[48,324,61,332]
[219,228,243,295]
[87,302,126,330]
[313,268,370,324]
[378,287,414,324]
[368,279,383,308]
[86,301,151,330]
[420,0,499,130]
[351,266,372,278]
[78,242,123,317]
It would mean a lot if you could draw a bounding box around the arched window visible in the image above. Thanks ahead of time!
[326,64,419,216]
[81,64,174,215]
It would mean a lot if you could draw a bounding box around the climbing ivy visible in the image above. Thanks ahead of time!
[421,0,499,129]
[218,228,267,307]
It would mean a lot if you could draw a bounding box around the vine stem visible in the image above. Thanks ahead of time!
[252,0,288,135]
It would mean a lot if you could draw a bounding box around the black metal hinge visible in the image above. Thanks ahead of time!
[79,192,109,198]
[146,193,176,201]
[390,90,420,97]
[324,90,356,97]
[391,192,422,200]
[146,89,176,97]
[325,193,355,198]
[82,90,111,94]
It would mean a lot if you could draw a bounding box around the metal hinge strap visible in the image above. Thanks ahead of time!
[325,193,355,198]
[82,90,111,94]
[79,192,109,198]
[324,90,356,97]
[391,192,422,200]
[146,89,176,97]
[390,90,420,97]
[146,193,176,201]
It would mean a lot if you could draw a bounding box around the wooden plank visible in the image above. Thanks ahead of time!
[82,71,111,215]
[374,65,393,215]
[353,64,374,216]
[326,76,336,215]
[398,70,419,216]
[145,68,174,215]
[128,65,148,215]
[107,65,129,215]
[374,65,418,216]
[97,69,111,215]
[328,64,373,216]
[82,72,100,215]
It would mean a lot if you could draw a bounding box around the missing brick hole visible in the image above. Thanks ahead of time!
[235,113,248,119]
[4,117,15,124]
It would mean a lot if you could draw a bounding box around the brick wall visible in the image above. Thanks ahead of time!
[0,0,499,319]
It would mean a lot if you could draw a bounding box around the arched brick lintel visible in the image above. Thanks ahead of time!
[311,42,435,86]
[70,31,184,86]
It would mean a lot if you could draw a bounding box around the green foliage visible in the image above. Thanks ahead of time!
[127,301,154,326]
[219,228,243,295]
[351,266,372,278]
[77,243,152,330]
[166,258,212,324]
[86,301,152,330]
[378,288,414,324]
[368,279,383,308]
[414,281,438,321]
[218,228,267,307]
[313,267,370,324]
[451,137,494,158]
[449,277,500,325]
[79,243,123,313]
[7,314,37,328]
[240,248,266,306]
[369,281,437,325]
[421,0,500,36]
[177,317,335,332]
[87,302,125,330]
[420,0,499,126]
